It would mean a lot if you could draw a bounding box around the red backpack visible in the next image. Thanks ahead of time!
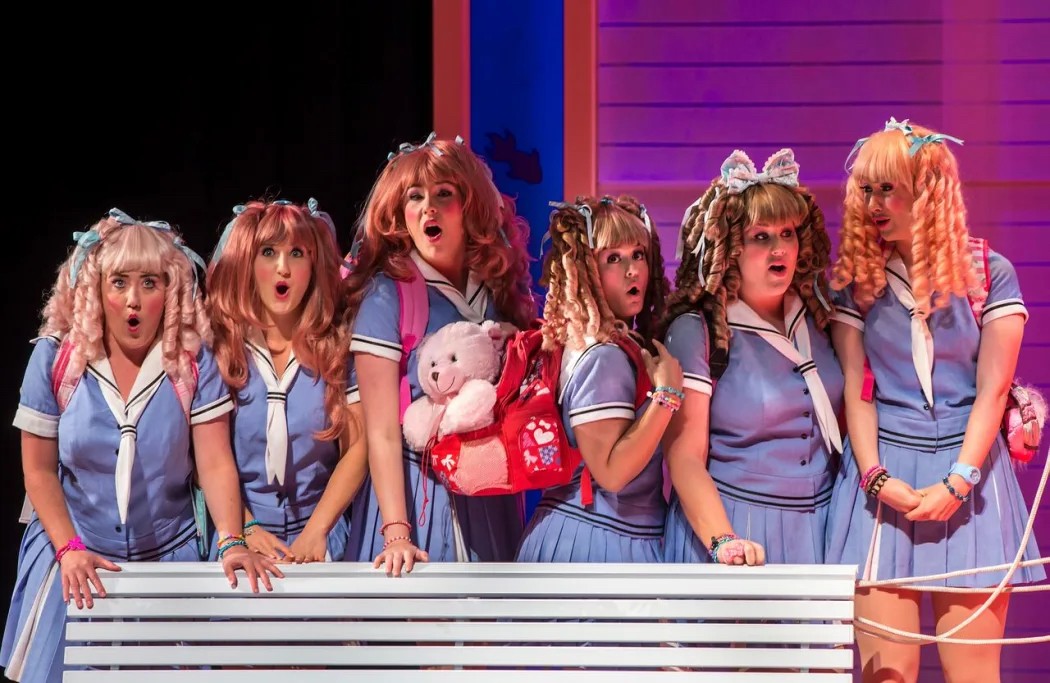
[428,329,652,505]
[345,254,653,505]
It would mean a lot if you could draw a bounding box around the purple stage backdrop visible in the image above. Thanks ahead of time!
[595,1,1049,680]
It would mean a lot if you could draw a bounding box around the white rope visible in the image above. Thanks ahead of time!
[856,443,1050,645]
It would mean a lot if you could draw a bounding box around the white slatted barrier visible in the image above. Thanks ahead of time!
[64,562,856,681]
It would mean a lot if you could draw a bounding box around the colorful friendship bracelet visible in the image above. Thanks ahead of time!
[217,538,247,560]
[860,465,888,492]
[243,520,261,536]
[647,390,683,413]
[652,385,686,401]
[216,533,246,549]
[55,536,86,563]
[708,533,740,563]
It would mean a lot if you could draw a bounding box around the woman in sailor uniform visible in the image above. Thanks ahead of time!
[515,195,682,563]
[1,209,279,683]
[206,198,365,562]
[344,135,535,575]
[824,119,1043,683]
[659,149,843,567]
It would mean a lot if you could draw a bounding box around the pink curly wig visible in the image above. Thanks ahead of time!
[40,213,209,389]
[344,136,535,331]
[207,199,351,442]
[831,121,975,316]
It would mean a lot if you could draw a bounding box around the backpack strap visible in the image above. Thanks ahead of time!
[170,353,199,423]
[396,259,430,424]
[966,236,991,327]
[51,337,79,413]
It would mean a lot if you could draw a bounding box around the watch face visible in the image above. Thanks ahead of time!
[968,469,981,484]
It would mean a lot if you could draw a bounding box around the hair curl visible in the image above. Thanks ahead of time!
[831,121,974,316]
[207,199,351,441]
[40,214,209,390]
[657,174,834,357]
[344,137,535,330]
[540,195,671,351]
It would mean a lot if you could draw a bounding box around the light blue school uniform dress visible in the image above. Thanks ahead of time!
[663,293,845,564]
[1,337,232,683]
[346,252,524,562]
[516,341,665,563]
[825,250,1044,586]
[205,339,357,561]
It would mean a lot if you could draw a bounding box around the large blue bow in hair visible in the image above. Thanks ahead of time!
[844,117,964,170]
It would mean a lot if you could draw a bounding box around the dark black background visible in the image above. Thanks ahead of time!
[2,2,432,616]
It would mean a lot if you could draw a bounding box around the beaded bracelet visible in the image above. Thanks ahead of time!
[218,538,247,560]
[865,472,890,498]
[647,390,683,413]
[941,477,971,502]
[243,520,261,536]
[380,520,411,536]
[383,535,412,550]
[652,386,685,401]
[859,465,887,491]
[708,533,739,563]
[56,536,86,563]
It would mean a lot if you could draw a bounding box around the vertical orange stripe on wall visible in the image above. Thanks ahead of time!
[433,0,471,139]
[563,0,597,199]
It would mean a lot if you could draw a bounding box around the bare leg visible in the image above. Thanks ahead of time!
[933,591,1009,683]
[856,587,922,683]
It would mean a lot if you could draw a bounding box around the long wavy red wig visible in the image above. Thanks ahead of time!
[344,137,535,330]
[207,199,350,441]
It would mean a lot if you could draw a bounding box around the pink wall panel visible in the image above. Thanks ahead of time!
[597,1,1049,680]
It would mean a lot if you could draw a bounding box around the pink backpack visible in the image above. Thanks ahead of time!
[342,255,430,423]
[860,238,1045,464]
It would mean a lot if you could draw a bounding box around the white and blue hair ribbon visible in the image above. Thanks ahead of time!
[388,131,440,161]
[638,204,652,233]
[210,204,247,266]
[845,117,964,171]
[306,197,339,244]
[547,201,594,249]
[722,148,800,196]
[69,229,104,286]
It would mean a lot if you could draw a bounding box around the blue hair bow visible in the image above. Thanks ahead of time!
[70,208,206,299]
[548,201,594,249]
[210,204,247,266]
[845,117,964,171]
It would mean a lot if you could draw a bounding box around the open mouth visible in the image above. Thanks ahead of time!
[423,222,443,240]
[769,264,788,275]
[626,285,641,297]
[872,216,890,229]
[127,315,140,332]
[275,282,290,299]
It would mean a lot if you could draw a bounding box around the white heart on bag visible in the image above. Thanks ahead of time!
[533,426,556,445]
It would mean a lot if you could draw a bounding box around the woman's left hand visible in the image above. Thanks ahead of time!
[484,321,519,347]
[905,478,968,522]
[221,544,285,591]
[287,529,328,564]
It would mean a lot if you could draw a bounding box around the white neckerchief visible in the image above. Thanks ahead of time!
[247,340,300,486]
[409,250,489,323]
[727,294,843,455]
[883,252,934,406]
[87,343,167,524]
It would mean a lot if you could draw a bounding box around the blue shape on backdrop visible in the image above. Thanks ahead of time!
[471,0,564,520]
